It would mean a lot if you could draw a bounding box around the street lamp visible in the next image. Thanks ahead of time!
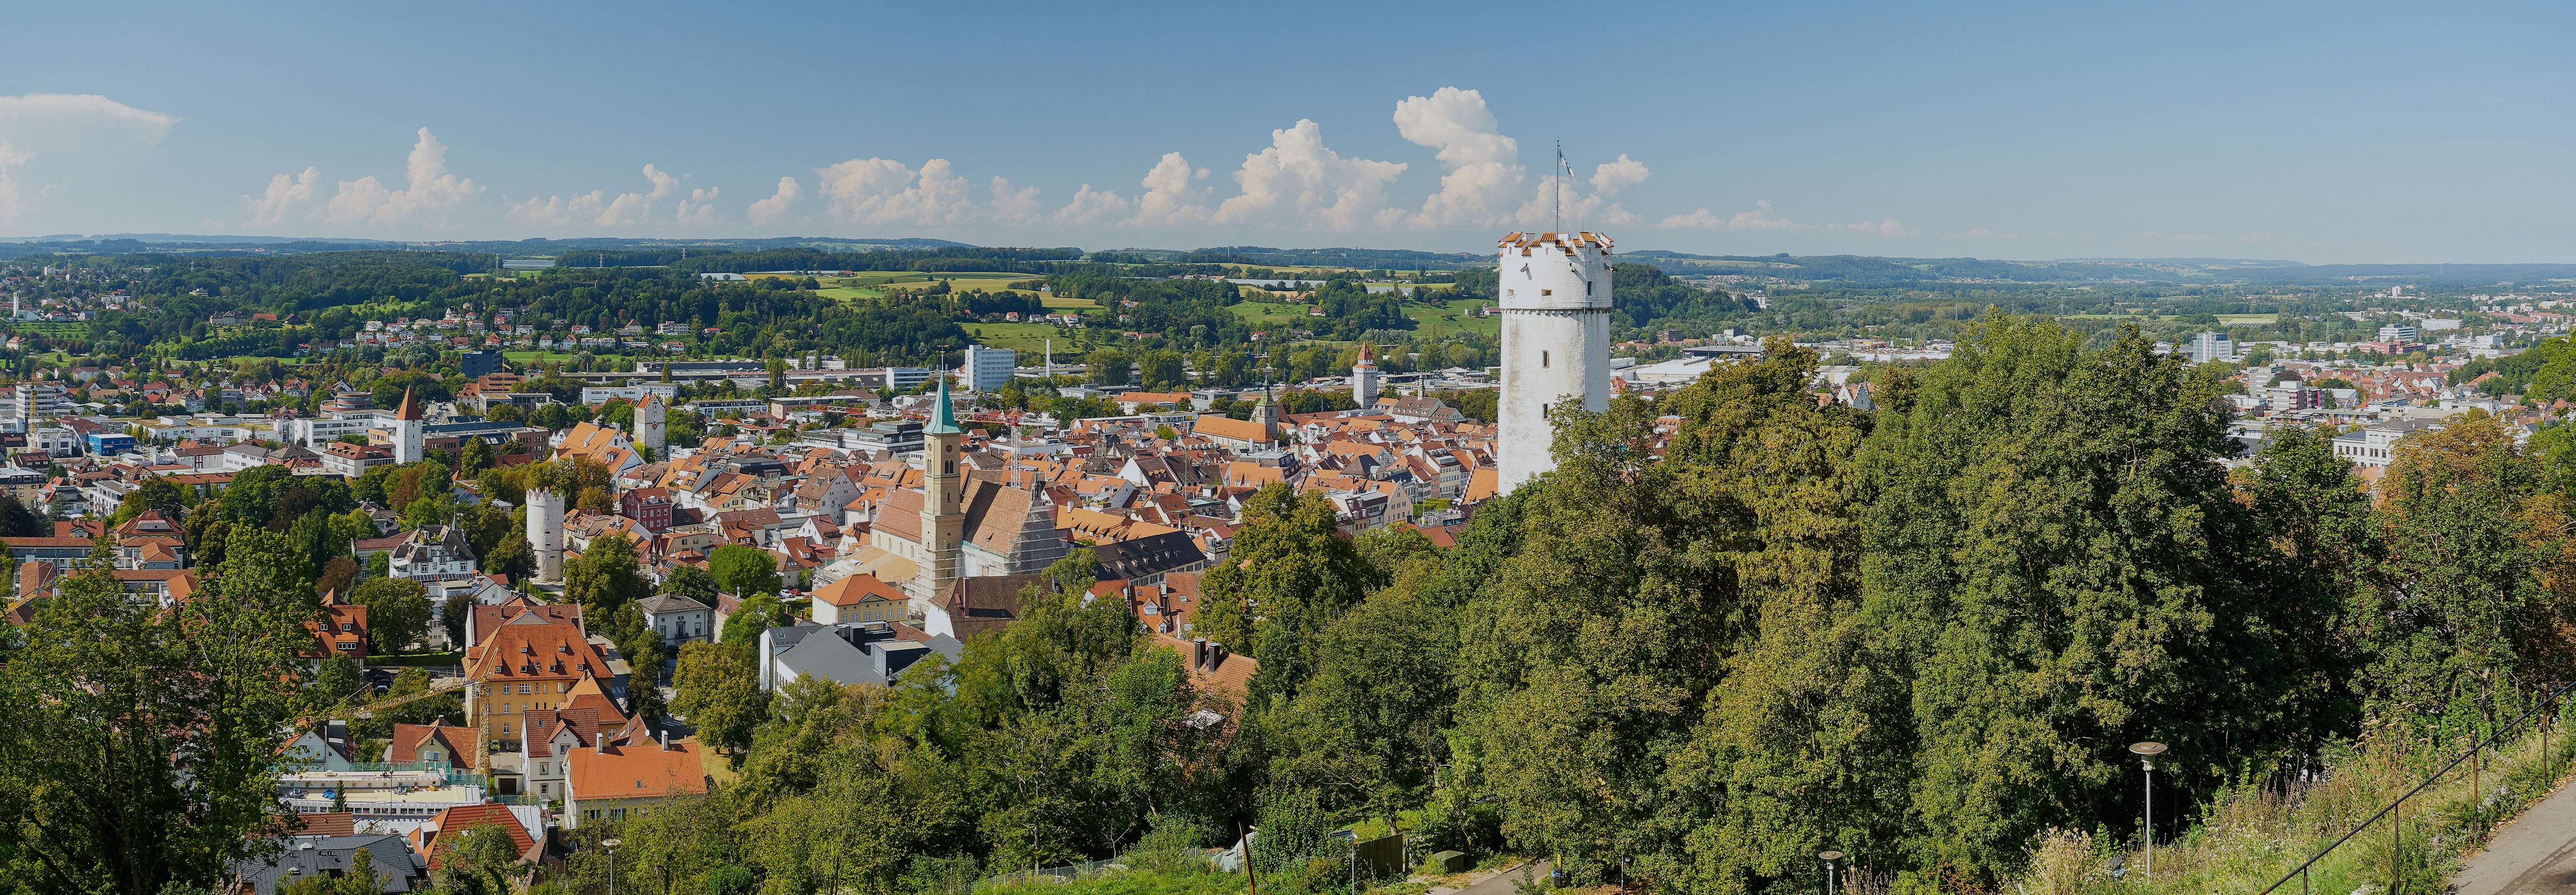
[1820,852,1844,895]
[601,838,622,895]
[2130,742,2167,880]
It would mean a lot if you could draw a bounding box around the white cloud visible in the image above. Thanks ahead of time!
[319,128,481,228]
[675,187,720,226]
[988,176,1043,225]
[1210,119,1407,231]
[814,157,973,226]
[1843,218,1918,237]
[1054,184,1130,226]
[505,191,606,228]
[0,93,179,227]
[1589,155,1650,196]
[1962,228,2020,239]
[747,176,801,226]
[245,167,319,227]
[1394,87,1521,230]
[506,164,698,229]
[1128,152,1210,228]
[1511,172,1639,229]
[1658,200,1911,236]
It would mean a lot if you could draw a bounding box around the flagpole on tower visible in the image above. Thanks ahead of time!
[1554,140,1563,234]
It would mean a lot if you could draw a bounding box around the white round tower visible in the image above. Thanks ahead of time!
[1350,344,1381,409]
[1496,230,1614,494]
[635,394,667,456]
[526,487,566,584]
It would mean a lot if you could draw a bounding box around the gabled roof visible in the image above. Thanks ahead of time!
[567,739,708,803]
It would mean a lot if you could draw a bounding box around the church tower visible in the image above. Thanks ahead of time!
[1350,344,1381,409]
[1497,231,1614,493]
[919,377,968,604]
[392,387,426,465]
[1249,379,1283,447]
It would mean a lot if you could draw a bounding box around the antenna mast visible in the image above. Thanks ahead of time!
[1554,140,1563,234]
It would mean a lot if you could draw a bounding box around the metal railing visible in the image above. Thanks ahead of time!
[2257,679,2576,895]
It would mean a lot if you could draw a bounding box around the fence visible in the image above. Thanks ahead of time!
[2256,679,2576,895]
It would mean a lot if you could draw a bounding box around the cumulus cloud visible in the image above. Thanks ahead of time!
[1210,120,1407,231]
[1394,87,1521,230]
[1128,153,1210,228]
[1054,184,1131,225]
[506,163,699,229]
[988,176,1043,225]
[316,128,482,228]
[0,93,179,226]
[1512,171,1639,229]
[747,176,801,226]
[1659,200,1911,236]
[1590,155,1650,196]
[505,192,605,228]
[814,157,973,226]
[675,187,720,226]
[245,167,320,227]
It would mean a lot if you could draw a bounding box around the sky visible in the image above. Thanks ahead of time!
[0,1,2569,263]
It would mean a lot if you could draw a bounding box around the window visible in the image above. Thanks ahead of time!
[1586,281,1594,295]
[1540,289,1551,296]
[1542,351,1550,368]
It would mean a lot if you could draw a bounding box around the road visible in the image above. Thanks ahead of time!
[1454,861,1548,895]
[2450,775,2576,895]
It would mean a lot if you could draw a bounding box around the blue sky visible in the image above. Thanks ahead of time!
[0,1,2568,262]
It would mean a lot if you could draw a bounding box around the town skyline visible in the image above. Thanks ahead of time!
[4,2,2573,262]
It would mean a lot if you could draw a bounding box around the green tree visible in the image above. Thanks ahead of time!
[1193,485,1380,703]
[0,543,314,895]
[1137,349,1188,391]
[665,563,718,603]
[708,544,782,598]
[350,577,432,655]
[671,640,766,755]
[1084,348,1132,386]
[565,532,647,620]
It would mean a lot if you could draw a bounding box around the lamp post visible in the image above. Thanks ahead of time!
[1820,852,1843,895]
[2130,742,2167,880]
[1619,857,1632,895]
[601,839,622,895]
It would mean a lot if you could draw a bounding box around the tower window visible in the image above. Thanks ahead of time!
[1543,351,1551,368]
[1540,290,1552,296]
[1586,281,1594,295]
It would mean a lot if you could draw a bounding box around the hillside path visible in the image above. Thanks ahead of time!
[2450,774,2576,895]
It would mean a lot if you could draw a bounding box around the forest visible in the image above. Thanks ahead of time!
[5,317,2569,895]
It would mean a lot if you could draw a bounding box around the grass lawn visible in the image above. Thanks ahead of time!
[1409,298,1499,339]
[967,322,1080,355]
[2217,313,2280,325]
[1042,294,1098,310]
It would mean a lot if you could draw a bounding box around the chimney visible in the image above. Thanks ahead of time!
[1208,641,1226,671]
[1191,638,1206,670]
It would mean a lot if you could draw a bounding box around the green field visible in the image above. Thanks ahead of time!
[2217,313,2280,325]
[1226,297,1496,340]
[965,322,1078,356]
